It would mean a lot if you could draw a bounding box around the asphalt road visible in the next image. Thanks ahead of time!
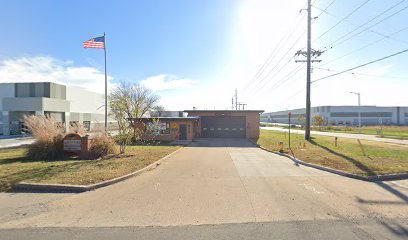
[0,138,407,239]
[2,219,408,240]
[261,126,408,145]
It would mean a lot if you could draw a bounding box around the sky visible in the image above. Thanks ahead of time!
[0,0,407,112]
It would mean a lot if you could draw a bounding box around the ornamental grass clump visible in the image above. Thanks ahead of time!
[24,115,65,161]
[68,121,88,136]
[88,132,116,159]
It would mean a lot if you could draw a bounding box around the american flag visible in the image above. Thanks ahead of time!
[83,36,105,49]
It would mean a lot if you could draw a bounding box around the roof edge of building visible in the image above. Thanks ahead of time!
[184,110,264,113]
[130,117,199,121]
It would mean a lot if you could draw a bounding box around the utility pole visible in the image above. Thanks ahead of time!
[235,88,238,110]
[295,0,322,141]
[232,97,234,110]
[305,0,312,141]
[237,103,247,110]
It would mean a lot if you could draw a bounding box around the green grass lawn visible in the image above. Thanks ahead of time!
[278,125,408,140]
[255,129,408,176]
[0,145,180,192]
[318,125,408,139]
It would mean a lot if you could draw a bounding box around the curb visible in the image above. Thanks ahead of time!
[13,146,185,193]
[248,139,408,182]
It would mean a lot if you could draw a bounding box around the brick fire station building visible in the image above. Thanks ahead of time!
[132,110,263,141]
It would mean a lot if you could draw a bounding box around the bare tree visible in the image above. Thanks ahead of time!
[153,105,165,117]
[109,82,162,151]
[312,115,325,130]
[297,114,305,128]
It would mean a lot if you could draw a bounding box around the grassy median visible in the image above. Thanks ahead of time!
[255,129,408,176]
[0,145,180,192]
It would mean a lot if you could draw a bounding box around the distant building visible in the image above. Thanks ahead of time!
[0,82,114,135]
[261,106,408,126]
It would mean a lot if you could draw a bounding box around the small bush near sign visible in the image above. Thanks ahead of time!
[88,133,116,159]
[24,115,65,161]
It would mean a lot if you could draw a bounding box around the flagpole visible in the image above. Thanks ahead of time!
[104,32,107,130]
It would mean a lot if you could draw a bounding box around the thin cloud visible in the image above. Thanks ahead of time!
[140,74,197,91]
[0,56,113,93]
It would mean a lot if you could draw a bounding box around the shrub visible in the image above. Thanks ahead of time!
[89,133,116,159]
[324,126,333,131]
[26,135,64,161]
[24,115,65,161]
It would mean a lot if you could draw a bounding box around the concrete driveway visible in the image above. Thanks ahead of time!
[0,138,407,239]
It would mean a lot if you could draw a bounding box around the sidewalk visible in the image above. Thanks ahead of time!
[261,127,408,145]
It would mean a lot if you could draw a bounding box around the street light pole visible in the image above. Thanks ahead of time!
[350,92,361,132]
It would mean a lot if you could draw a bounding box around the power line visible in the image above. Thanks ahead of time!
[314,67,408,79]
[246,28,307,96]
[267,64,306,91]
[250,57,295,93]
[321,2,408,51]
[275,86,306,107]
[243,9,306,91]
[244,26,298,90]
[249,24,306,88]
[244,0,321,99]
[319,25,408,67]
[315,0,407,47]
[312,48,408,83]
[314,0,372,41]
[314,0,337,19]
[246,64,306,101]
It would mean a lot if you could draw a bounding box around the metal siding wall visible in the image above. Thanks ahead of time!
[34,83,45,97]
[264,106,408,125]
[15,83,30,97]
[45,111,65,122]
[83,113,91,121]
[29,83,35,97]
[50,83,56,99]
[397,107,400,125]
[69,112,81,121]
[61,85,66,99]
[331,112,358,117]
[44,83,50,98]
[2,98,43,111]
[90,113,105,121]
[361,112,392,117]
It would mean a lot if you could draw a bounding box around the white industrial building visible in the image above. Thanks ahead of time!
[0,82,114,135]
[261,106,408,126]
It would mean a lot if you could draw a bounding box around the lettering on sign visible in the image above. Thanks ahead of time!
[63,133,82,153]
[63,140,81,151]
